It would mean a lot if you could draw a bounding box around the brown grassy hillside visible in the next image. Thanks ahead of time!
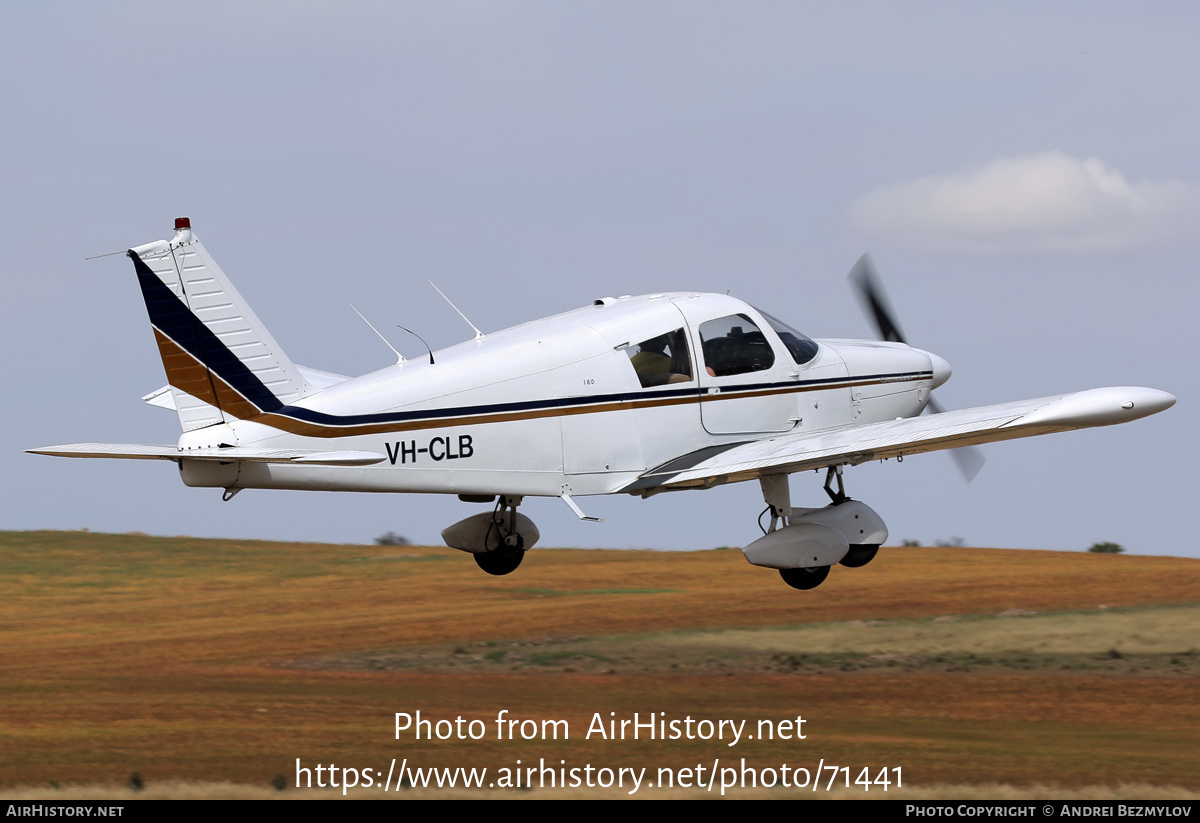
[1,531,1196,797]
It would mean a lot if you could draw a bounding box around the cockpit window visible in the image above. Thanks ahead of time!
[626,328,694,388]
[757,309,820,365]
[698,314,775,376]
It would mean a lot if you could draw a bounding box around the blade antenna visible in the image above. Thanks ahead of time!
[398,325,435,365]
[429,281,485,341]
[350,305,405,364]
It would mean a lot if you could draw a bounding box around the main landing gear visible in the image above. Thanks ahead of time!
[743,467,889,591]
[475,496,526,576]
[441,495,540,576]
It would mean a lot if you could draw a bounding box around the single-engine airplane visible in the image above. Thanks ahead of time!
[30,218,1176,589]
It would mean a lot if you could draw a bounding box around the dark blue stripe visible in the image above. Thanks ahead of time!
[129,248,931,431]
[130,250,283,413]
[706,371,933,396]
[276,386,703,427]
[267,372,931,429]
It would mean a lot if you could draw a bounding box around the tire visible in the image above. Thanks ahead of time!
[779,565,830,590]
[474,548,524,576]
[839,544,879,568]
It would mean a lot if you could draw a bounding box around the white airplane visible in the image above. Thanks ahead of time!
[31,218,1175,589]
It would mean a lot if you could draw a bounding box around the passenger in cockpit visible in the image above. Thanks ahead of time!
[629,330,694,387]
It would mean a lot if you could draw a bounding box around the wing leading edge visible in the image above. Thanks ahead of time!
[624,386,1175,493]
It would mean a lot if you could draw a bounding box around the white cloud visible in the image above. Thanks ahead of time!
[849,152,1200,252]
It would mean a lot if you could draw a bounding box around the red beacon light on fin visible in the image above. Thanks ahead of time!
[174,217,191,231]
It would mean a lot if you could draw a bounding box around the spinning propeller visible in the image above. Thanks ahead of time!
[848,254,986,482]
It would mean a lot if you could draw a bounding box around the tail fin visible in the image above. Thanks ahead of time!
[128,217,310,431]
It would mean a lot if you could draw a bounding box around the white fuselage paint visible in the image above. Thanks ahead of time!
[179,293,935,498]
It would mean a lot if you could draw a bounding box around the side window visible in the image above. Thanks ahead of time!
[626,328,694,388]
[698,314,775,377]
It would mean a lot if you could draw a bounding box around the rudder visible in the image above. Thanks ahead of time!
[128,217,309,431]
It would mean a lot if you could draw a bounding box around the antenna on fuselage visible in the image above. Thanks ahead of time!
[350,305,405,364]
[398,326,435,365]
[429,281,485,341]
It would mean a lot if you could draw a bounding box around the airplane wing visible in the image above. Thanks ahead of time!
[26,444,385,466]
[623,386,1175,493]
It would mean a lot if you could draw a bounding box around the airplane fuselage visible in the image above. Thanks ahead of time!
[177,293,937,499]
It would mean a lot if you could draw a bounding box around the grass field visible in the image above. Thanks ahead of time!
[1,530,1196,799]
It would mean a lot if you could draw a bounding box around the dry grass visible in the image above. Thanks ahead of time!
[1,531,1196,798]
[287,604,1200,678]
[2,780,1198,801]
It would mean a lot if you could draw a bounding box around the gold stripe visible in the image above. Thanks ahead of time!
[698,375,927,405]
[152,329,222,410]
[249,388,703,438]
[154,334,926,439]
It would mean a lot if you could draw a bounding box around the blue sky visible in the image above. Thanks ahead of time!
[5,2,1195,556]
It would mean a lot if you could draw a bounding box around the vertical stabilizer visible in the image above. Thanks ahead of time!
[128,218,310,431]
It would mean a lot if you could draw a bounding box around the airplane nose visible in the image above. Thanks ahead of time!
[916,350,952,389]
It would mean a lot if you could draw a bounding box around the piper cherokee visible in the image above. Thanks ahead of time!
[30,218,1176,589]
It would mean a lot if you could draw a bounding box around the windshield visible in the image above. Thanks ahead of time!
[757,309,820,365]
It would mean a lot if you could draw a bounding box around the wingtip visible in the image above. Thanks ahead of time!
[1008,387,1176,430]
[1136,388,1176,415]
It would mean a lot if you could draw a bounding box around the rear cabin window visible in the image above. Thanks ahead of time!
[625,328,694,388]
[698,314,775,376]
